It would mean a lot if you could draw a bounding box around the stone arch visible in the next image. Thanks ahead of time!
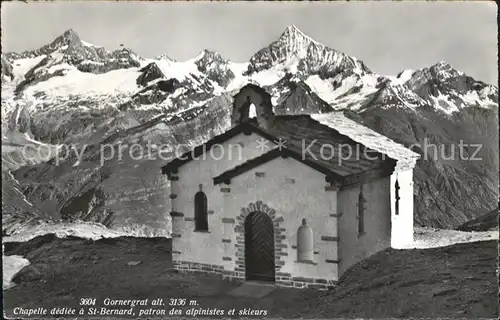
[231,84,275,128]
[234,201,286,274]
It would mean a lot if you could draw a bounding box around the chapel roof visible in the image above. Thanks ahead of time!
[161,112,419,180]
[310,113,420,169]
[267,113,420,173]
[268,115,388,176]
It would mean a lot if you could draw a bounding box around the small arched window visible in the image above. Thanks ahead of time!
[248,103,257,119]
[358,185,365,236]
[194,184,208,231]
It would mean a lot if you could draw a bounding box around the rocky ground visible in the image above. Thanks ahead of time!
[3,233,498,319]
[456,208,499,232]
[395,226,498,249]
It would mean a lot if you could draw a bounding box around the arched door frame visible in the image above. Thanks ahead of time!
[233,201,288,281]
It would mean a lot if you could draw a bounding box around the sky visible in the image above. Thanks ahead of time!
[1,1,497,85]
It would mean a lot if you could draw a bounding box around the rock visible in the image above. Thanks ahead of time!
[136,62,166,87]
[194,50,235,87]
[456,208,498,232]
[69,252,85,262]
[12,265,43,283]
[127,261,142,266]
[1,55,14,80]
[431,287,457,297]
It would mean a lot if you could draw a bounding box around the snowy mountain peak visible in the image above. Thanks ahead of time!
[245,25,371,81]
[192,49,235,87]
[410,60,466,84]
[434,60,452,68]
[1,54,14,80]
[397,60,499,111]
[244,27,315,74]
[61,28,79,39]
[45,28,85,52]
[281,24,312,43]
[8,29,144,94]
[193,49,216,61]
[276,25,318,60]
[193,49,226,64]
[286,24,300,32]
[430,60,458,74]
[156,53,176,62]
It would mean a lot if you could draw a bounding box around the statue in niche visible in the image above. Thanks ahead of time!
[297,218,314,262]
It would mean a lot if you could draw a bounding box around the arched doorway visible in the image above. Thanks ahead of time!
[244,211,275,282]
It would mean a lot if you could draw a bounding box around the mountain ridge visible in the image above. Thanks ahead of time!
[5,27,495,87]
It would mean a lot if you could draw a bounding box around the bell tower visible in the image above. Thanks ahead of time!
[231,84,275,130]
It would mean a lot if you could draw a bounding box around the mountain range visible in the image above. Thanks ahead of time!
[1,25,498,236]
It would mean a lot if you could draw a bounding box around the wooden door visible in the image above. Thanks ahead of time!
[244,211,275,282]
